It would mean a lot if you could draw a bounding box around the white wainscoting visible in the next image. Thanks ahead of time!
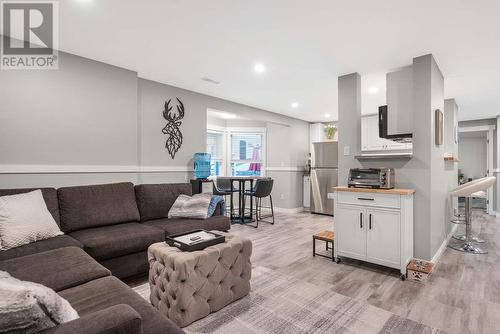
[0,165,193,174]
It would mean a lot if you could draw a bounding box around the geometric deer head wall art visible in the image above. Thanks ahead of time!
[161,98,184,159]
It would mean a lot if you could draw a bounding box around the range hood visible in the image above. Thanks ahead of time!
[378,66,413,143]
[378,105,413,143]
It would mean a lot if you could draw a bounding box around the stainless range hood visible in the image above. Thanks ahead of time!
[379,105,413,143]
[378,66,413,142]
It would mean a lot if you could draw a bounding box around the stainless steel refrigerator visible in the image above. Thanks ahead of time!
[310,142,338,216]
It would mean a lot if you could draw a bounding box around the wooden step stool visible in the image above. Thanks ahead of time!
[313,230,334,261]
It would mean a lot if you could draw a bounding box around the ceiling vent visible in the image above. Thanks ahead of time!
[201,77,220,85]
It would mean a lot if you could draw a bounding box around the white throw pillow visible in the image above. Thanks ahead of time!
[0,190,63,250]
[0,270,79,333]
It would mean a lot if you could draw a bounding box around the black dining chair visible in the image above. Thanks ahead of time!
[244,178,274,228]
[213,177,238,216]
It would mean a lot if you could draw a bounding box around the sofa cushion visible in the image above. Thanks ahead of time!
[135,183,191,222]
[0,247,110,292]
[0,187,60,226]
[0,190,63,250]
[99,251,149,280]
[58,182,140,233]
[59,276,185,334]
[0,270,79,333]
[0,235,82,261]
[41,304,143,334]
[70,223,165,261]
[144,216,231,236]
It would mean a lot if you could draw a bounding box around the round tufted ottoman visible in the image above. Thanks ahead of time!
[147,233,252,327]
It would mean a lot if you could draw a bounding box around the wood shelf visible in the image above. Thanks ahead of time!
[444,156,460,162]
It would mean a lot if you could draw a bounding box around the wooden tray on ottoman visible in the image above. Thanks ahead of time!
[165,229,225,251]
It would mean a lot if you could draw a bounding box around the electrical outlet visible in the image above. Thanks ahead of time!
[343,146,350,156]
[280,194,285,200]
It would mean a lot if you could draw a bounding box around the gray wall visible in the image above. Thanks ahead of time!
[337,55,452,261]
[458,137,487,180]
[0,45,309,208]
[140,78,310,209]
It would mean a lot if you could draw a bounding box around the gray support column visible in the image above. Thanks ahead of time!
[337,73,362,186]
[444,99,459,233]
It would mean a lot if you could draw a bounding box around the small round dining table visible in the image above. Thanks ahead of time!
[228,176,267,225]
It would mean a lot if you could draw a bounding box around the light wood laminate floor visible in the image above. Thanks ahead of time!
[227,209,500,334]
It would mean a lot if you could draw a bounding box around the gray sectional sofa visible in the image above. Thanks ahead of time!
[0,182,231,334]
[0,182,230,277]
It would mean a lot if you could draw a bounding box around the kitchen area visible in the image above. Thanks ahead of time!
[310,54,460,278]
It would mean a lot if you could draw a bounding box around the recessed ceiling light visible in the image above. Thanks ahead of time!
[368,87,378,94]
[254,63,266,73]
[324,113,331,118]
[291,102,299,109]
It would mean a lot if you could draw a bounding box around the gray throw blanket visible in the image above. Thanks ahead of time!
[0,270,79,333]
[168,193,213,219]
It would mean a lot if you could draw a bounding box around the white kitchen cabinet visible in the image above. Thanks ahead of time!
[361,115,412,152]
[335,205,366,259]
[365,208,400,267]
[310,123,326,143]
[303,175,311,207]
[331,188,414,279]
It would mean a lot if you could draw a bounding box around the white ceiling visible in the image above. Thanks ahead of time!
[56,0,500,122]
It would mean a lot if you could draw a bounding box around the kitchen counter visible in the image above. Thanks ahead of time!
[331,186,415,196]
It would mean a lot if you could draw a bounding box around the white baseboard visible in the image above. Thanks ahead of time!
[496,212,500,219]
[274,207,306,214]
[431,224,458,264]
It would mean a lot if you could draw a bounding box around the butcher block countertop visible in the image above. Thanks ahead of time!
[332,186,415,196]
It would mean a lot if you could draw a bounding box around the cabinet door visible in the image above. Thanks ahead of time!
[366,209,400,268]
[335,205,366,260]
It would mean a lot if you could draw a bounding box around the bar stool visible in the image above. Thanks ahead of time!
[450,178,483,224]
[448,176,496,254]
[452,190,486,243]
[243,178,275,228]
[212,177,238,216]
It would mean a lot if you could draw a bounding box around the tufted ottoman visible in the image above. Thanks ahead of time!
[147,233,252,327]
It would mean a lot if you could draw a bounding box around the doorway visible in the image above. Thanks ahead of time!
[458,125,495,215]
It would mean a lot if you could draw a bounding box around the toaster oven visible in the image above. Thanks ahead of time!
[348,168,395,189]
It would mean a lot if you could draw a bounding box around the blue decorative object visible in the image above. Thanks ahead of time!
[208,195,225,217]
[194,153,211,179]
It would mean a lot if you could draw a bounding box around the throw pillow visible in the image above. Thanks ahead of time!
[168,193,213,219]
[0,190,63,250]
[0,270,79,333]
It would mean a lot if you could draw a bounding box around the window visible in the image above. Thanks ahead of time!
[230,132,264,177]
[206,130,225,176]
[206,127,266,177]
